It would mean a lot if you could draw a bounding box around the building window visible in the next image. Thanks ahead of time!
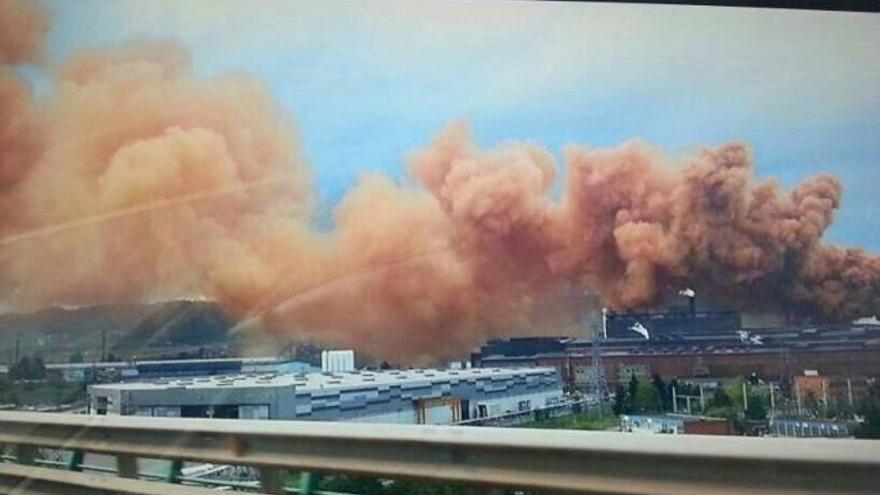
[239,405,270,420]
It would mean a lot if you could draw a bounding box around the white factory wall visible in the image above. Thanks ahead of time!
[321,350,355,372]
[133,404,269,419]
[239,405,270,419]
[90,367,564,424]
[135,406,181,417]
[424,403,455,424]
[347,408,418,424]
[117,386,563,425]
[350,389,563,425]
[470,390,560,419]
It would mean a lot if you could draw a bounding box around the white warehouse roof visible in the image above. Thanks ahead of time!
[91,367,556,393]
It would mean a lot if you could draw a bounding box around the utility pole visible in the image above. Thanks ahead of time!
[769,383,776,419]
[847,378,854,408]
[13,332,20,364]
[100,329,107,362]
[742,381,749,412]
[589,309,609,417]
[678,288,697,333]
[672,385,678,413]
[601,307,608,339]
[822,379,828,416]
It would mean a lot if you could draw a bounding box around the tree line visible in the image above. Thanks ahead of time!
[611,373,769,421]
[7,354,47,380]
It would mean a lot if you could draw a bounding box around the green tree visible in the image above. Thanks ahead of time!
[778,375,792,401]
[709,387,733,409]
[854,408,880,439]
[744,387,770,420]
[319,475,386,495]
[308,474,516,495]
[667,378,680,411]
[0,375,18,404]
[705,386,738,421]
[633,381,662,412]
[725,376,746,412]
[854,381,880,439]
[10,356,33,380]
[31,356,46,379]
[652,374,671,411]
[10,354,47,380]
[626,374,639,413]
[612,383,628,415]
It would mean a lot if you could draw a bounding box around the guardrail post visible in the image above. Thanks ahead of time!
[15,444,36,465]
[165,458,183,483]
[260,467,284,494]
[67,449,84,471]
[298,471,321,495]
[116,455,138,479]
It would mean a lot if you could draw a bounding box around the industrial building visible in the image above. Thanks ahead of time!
[768,418,853,438]
[620,414,732,435]
[604,308,741,339]
[321,350,355,372]
[88,367,563,425]
[472,310,880,391]
[46,357,311,383]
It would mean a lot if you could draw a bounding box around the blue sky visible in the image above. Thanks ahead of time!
[38,0,880,250]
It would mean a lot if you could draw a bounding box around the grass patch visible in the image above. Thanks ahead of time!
[519,411,619,431]
[0,379,86,406]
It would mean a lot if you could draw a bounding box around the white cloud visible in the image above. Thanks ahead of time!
[459,4,880,122]
[46,0,880,134]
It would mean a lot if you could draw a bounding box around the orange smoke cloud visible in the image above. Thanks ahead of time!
[0,71,43,222]
[558,140,875,319]
[0,0,50,65]
[0,0,47,237]
[0,6,877,361]
[4,39,311,309]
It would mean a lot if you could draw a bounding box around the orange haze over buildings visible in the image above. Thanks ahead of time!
[0,0,877,362]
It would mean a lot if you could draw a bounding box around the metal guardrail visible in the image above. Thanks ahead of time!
[1,411,880,495]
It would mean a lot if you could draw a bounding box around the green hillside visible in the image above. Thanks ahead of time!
[0,301,235,364]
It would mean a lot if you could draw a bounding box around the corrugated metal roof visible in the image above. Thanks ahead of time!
[90,367,556,393]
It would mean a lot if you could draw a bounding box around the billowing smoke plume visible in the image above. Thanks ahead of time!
[0,0,48,234]
[0,0,49,65]
[0,1,877,362]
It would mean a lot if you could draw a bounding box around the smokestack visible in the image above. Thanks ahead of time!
[678,288,696,318]
[678,288,697,333]
[601,307,608,339]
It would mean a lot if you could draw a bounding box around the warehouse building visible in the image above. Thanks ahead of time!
[620,414,732,435]
[88,367,563,425]
[473,316,880,390]
[46,357,311,383]
[604,308,741,339]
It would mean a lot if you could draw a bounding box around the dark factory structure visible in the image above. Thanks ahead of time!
[603,309,742,339]
[472,304,880,393]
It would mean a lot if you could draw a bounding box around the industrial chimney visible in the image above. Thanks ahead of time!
[679,288,697,317]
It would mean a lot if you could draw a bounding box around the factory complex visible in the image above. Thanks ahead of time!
[76,295,880,431]
[471,302,880,415]
[43,357,311,383]
[88,367,563,425]
[474,318,880,388]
